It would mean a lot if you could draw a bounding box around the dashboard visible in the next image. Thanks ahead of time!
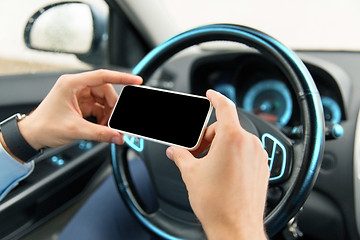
[149,49,359,240]
[190,53,346,128]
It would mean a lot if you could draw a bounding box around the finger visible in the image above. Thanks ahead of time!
[68,69,143,88]
[91,84,119,109]
[94,105,113,126]
[91,103,107,125]
[202,122,217,143]
[102,102,114,125]
[97,85,118,125]
[166,146,195,171]
[206,89,240,127]
[191,122,217,156]
[79,120,124,145]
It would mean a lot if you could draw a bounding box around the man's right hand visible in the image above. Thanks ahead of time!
[166,89,269,240]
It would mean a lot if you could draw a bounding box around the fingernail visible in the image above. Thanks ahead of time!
[206,89,216,97]
[136,76,143,83]
[166,147,173,160]
[112,136,124,145]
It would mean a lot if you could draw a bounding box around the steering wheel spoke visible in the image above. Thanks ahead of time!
[240,110,294,184]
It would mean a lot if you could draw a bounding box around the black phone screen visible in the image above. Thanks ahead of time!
[108,85,212,149]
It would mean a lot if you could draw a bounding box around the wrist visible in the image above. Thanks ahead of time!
[204,219,267,240]
[17,115,43,150]
[206,228,267,240]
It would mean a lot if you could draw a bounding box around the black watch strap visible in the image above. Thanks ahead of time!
[1,115,40,162]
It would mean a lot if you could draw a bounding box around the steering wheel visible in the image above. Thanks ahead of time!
[112,24,325,239]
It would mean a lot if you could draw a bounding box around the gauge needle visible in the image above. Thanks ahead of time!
[253,107,278,123]
[257,113,278,123]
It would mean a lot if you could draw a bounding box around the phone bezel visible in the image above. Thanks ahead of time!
[108,85,213,150]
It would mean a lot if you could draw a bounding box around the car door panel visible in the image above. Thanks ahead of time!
[0,72,111,240]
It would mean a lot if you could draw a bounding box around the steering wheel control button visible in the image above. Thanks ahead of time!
[271,145,285,177]
[124,135,144,152]
[264,137,274,157]
[262,133,287,181]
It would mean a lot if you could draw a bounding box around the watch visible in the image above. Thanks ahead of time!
[0,113,41,162]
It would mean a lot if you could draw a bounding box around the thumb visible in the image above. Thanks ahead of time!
[166,146,194,171]
[79,121,124,145]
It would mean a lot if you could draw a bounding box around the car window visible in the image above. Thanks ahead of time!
[121,0,360,51]
[0,0,108,76]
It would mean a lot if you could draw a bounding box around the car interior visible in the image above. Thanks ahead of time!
[0,0,360,239]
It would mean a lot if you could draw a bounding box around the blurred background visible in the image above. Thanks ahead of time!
[1,0,359,76]
[0,0,107,75]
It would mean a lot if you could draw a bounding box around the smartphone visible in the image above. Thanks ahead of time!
[108,85,213,150]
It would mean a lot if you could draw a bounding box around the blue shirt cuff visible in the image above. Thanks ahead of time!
[0,143,34,202]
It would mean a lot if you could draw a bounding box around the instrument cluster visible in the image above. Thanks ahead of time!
[191,53,344,128]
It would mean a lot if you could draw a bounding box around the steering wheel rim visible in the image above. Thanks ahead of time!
[112,24,325,238]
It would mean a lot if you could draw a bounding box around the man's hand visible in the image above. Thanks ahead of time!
[18,70,142,150]
[166,90,269,240]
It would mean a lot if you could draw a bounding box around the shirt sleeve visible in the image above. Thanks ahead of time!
[0,143,34,202]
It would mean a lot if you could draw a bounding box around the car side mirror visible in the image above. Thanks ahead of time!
[24,2,108,65]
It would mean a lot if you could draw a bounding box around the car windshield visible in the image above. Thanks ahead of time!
[124,0,360,51]
[1,0,359,77]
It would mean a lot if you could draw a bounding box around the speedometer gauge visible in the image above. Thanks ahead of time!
[243,80,293,127]
[321,96,342,123]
